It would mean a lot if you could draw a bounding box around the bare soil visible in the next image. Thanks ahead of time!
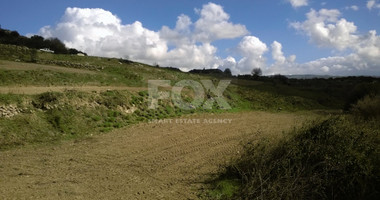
[0,111,314,199]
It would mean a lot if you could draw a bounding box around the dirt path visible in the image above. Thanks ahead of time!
[0,86,146,94]
[0,111,314,199]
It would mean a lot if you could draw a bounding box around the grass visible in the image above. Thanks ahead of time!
[0,89,199,149]
[1,43,379,161]
[0,93,24,105]
[1,43,380,199]
[205,115,380,199]
[0,67,143,86]
[0,43,202,87]
[0,59,377,149]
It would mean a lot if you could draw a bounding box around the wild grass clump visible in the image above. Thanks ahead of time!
[32,92,62,109]
[351,94,380,119]
[213,116,379,200]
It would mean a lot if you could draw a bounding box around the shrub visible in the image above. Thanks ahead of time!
[351,94,380,119]
[344,82,380,110]
[32,92,62,110]
[221,117,380,200]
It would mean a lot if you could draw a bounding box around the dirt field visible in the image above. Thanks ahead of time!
[0,111,314,199]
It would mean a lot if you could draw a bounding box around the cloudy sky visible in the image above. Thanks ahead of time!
[1,0,380,75]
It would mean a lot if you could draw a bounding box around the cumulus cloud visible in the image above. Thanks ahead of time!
[218,56,237,72]
[39,7,167,62]
[36,4,380,76]
[288,0,308,8]
[291,8,380,56]
[272,8,380,75]
[266,41,299,75]
[271,41,286,64]
[38,3,249,72]
[235,36,268,74]
[193,3,249,42]
[216,36,269,75]
[291,9,359,50]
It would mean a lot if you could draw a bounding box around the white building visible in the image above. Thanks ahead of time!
[39,48,54,53]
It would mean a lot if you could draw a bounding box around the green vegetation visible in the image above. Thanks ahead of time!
[1,40,380,199]
[351,94,380,119]
[1,43,380,149]
[0,89,190,149]
[204,98,380,200]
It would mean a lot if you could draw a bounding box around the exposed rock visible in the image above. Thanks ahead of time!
[0,105,23,118]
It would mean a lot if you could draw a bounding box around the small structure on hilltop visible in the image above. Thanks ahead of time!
[39,48,54,53]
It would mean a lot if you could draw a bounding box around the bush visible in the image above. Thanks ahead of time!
[345,82,380,110]
[351,95,380,119]
[221,117,380,199]
[32,92,62,110]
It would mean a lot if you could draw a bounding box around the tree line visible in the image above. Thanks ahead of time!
[0,27,86,55]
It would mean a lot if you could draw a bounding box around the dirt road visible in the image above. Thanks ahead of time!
[0,111,313,199]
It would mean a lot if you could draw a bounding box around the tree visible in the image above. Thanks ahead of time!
[251,68,262,78]
[45,38,68,54]
[224,68,232,76]
[68,48,80,55]
[29,35,45,49]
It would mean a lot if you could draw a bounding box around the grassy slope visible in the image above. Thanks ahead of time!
[1,44,380,199]
[0,44,376,149]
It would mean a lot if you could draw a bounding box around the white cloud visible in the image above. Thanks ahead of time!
[270,8,380,75]
[368,1,375,9]
[271,41,286,64]
[38,4,248,71]
[217,36,269,75]
[219,56,237,72]
[237,36,268,57]
[321,66,330,72]
[39,8,167,61]
[266,41,299,75]
[160,43,219,71]
[367,0,376,9]
[288,0,308,8]
[159,14,193,46]
[345,5,359,11]
[235,36,268,74]
[367,0,380,11]
[291,9,358,50]
[36,5,380,76]
[193,2,249,42]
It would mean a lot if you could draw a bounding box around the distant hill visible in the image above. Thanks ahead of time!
[285,74,337,79]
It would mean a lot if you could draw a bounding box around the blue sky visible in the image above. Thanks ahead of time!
[1,0,380,75]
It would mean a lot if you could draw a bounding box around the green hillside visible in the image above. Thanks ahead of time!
[1,43,380,149]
